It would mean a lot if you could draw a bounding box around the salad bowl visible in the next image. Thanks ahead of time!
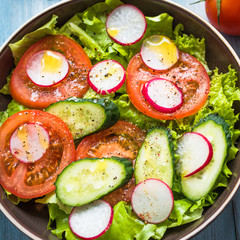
[0,0,240,240]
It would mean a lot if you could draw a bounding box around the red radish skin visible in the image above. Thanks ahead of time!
[88,59,126,95]
[26,50,69,87]
[69,200,113,240]
[142,78,183,113]
[131,178,174,224]
[106,4,147,46]
[177,132,213,178]
[9,123,50,163]
[140,35,179,71]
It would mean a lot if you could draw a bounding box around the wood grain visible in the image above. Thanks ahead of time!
[0,0,239,240]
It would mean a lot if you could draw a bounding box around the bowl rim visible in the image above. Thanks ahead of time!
[0,0,240,240]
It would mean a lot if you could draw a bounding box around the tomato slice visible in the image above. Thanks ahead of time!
[0,110,75,199]
[75,121,145,206]
[10,35,92,109]
[127,52,210,120]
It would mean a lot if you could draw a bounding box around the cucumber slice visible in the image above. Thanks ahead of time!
[45,98,120,139]
[134,128,174,188]
[55,157,133,206]
[180,114,231,201]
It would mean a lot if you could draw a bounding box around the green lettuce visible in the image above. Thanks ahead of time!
[43,1,239,239]
[0,100,27,126]
[47,200,202,240]
[1,0,239,239]
[58,0,180,67]
[9,15,58,65]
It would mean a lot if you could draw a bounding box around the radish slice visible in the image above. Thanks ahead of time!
[69,200,113,240]
[131,179,174,224]
[26,50,69,87]
[142,78,183,113]
[106,4,147,45]
[140,35,179,70]
[9,123,49,163]
[177,132,213,177]
[88,59,126,95]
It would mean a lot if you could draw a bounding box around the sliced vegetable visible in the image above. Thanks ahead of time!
[0,110,75,199]
[69,200,113,240]
[131,178,174,224]
[45,98,120,139]
[127,52,210,120]
[75,121,145,207]
[177,132,213,178]
[10,34,92,109]
[180,114,231,201]
[140,35,179,70]
[88,59,126,95]
[142,78,183,113]
[55,157,134,206]
[106,4,147,45]
[134,127,174,188]
[9,123,50,163]
[26,50,69,87]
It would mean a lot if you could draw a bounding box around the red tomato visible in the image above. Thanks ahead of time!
[126,52,210,120]
[10,35,92,109]
[75,121,145,207]
[0,110,75,199]
[205,0,240,35]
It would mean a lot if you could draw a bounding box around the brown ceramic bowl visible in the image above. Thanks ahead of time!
[0,0,240,239]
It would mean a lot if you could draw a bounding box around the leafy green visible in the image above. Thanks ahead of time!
[174,24,210,73]
[59,0,178,67]
[9,15,58,65]
[0,100,27,126]
[113,94,162,130]
[47,200,202,240]
[36,192,72,215]
[0,72,11,95]
[1,0,239,239]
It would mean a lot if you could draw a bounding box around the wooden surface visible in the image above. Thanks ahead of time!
[0,0,239,239]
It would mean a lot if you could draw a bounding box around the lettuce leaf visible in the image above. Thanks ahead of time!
[47,200,202,240]
[9,15,58,65]
[59,0,178,68]
[0,100,27,126]
[174,24,210,73]
[1,0,240,239]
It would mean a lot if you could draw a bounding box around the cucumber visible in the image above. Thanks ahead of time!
[134,127,174,188]
[55,157,133,206]
[180,114,231,201]
[45,98,120,139]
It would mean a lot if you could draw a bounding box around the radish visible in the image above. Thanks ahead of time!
[142,78,183,113]
[69,200,113,240]
[131,178,174,224]
[106,4,147,46]
[10,123,49,163]
[88,59,126,95]
[140,35,179,70]
[26,50,69,87]
[177,132,213,177]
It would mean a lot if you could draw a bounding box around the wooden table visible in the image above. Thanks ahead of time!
[0,0,239,239]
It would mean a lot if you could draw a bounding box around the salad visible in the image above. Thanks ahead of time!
[0,0,240,239]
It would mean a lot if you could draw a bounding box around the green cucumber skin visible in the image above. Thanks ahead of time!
[45,97,120,139]
[55,157,133,206]
[135,127,175,188]
[193,113,231,148]
[180,114,231,201]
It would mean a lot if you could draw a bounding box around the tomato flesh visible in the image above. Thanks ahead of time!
[0,110,75,199]
[127,52,210,120]
[76,121,145,207]
[10,35,92,109]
